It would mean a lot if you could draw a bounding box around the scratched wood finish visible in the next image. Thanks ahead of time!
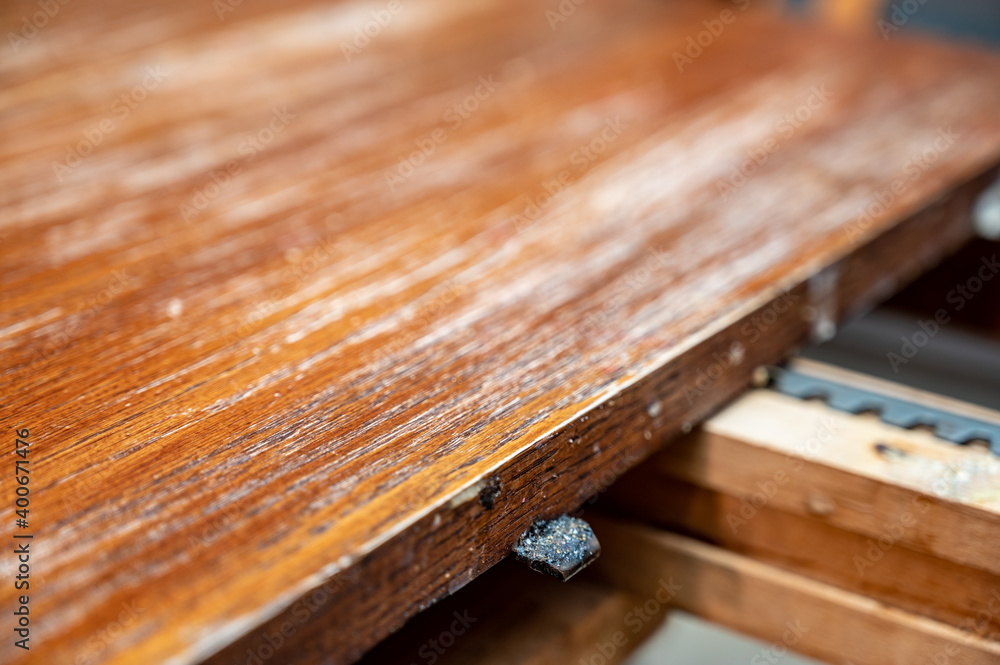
[2,0,1000,663]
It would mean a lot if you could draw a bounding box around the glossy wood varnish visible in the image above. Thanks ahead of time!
[2,0,1000,663]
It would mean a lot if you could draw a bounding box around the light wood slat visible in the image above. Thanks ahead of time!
[591,517,1000,665]
[626,388,1000,573]
[605,383,1000,634]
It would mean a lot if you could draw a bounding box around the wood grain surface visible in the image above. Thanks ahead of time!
[2,0,1000,664]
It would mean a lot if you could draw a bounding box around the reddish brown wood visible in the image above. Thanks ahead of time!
[354,559,655,665]
[2,0,1000,663]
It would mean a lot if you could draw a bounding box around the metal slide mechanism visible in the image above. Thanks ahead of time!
[769,366,1000,455]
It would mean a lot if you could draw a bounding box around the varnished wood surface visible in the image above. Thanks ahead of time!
[3,0,1000,663]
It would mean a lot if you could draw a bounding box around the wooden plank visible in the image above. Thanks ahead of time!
[621,388,1000,572]
[3,0,1000,663]
[590,517,1000,665]
[605,383,1000,632]
[355,560,656,665]
[609,478,1000,636]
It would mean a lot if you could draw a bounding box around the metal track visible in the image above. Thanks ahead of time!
[770,366,1000,455]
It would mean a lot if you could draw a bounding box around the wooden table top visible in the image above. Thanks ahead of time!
[2,0,1000,663]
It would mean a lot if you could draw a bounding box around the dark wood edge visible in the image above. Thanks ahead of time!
[200,164,999,665]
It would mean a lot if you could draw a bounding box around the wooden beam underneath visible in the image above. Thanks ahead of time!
[589,517,1000,665]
